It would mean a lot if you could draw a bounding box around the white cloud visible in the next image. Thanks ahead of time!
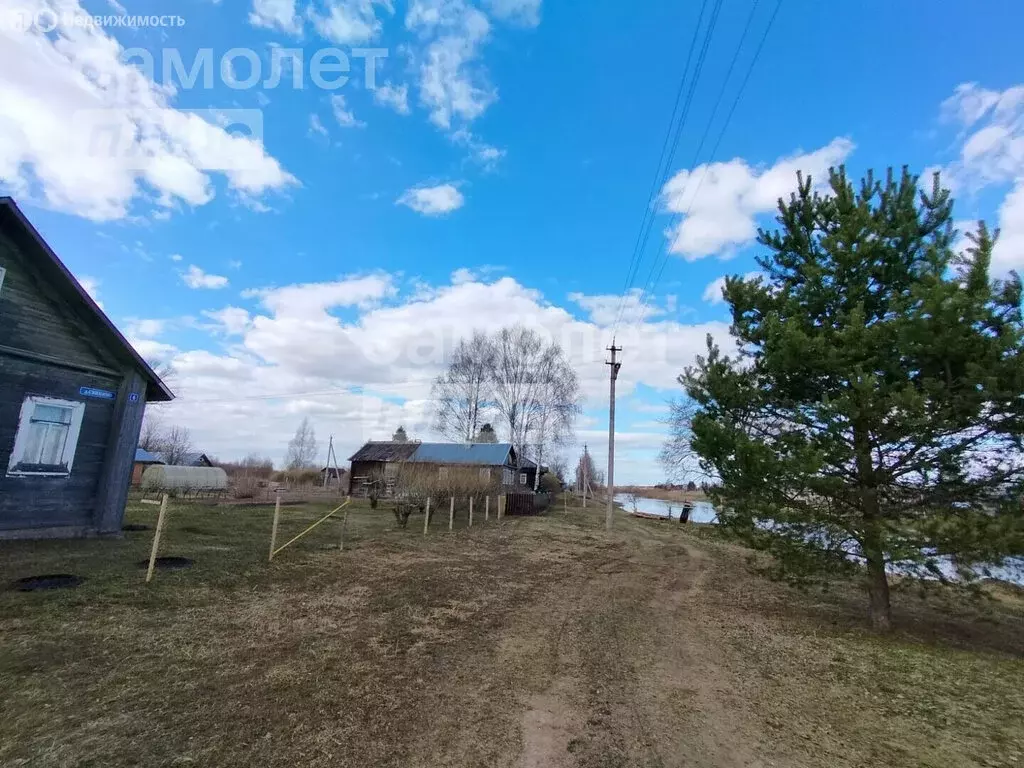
[78,276,103,308]
[0,0,296,221]
[249,0,302,35]
[107,0,127,13]
[373,82,411,114]
[941,82,1004,128]
[939,83,1024,191]
[228,259,243,269]
[330,94,365,128]
[407,0,496,129]
[127,318,166,337]
[129,337,178,363]
[661,138,855,260]
[484,0,541,26]
[182,265,229,289]
[397,183,464,215]
[169,253,183,262]
[937,82,1024,274]
[310,0,393,44]
[202,306,252,335]
[451,267,476,284]
[702,277,727,305]
[701,271,762,305]
[149,271,729,475]
[451,127,505,170]
[992,182,1024,275]
[309,113,329,137]
[568,289,662,327]
[249,274,395,317]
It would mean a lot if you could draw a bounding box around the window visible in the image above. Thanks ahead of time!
[502,468,512,485]
[0,265,6,294]
[520,473,528,485]
[478,468,491,481]
[7,396,85,476]
[439,467,449,480]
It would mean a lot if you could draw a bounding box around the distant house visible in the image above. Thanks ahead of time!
[0,197,173,539]
[348,441,530,497]
[153,451,213,467]
[132,448,165,486]
[320,465,346,487]
[518,457,549,490]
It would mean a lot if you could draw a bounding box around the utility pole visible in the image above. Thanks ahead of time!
[582,443,589,508]
[322,435,334,488]
[606,342,622,530]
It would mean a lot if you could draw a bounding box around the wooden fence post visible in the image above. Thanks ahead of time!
[339,495,351,551]
[469,497,474,527]
[485,496,490,522]
[146,493,170,583]
[423,497,432,536]
[449,496,455,531]
[269,491,282,562]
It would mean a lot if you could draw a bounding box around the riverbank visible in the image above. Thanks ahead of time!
[616,485,707,503]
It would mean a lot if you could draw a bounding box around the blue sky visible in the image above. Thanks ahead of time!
[2,0,1023,481]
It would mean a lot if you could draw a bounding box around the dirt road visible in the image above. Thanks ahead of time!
[3,502,1022,767]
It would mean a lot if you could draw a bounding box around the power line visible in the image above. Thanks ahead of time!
[610,0,712,332]
[611,0,727,337]
[637,0,784,314]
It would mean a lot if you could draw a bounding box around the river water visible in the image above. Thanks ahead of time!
[614,494,718,524]
[615,494,1024,585]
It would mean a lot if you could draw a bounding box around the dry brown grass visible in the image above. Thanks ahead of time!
[616,485,706,503]
[1,496,1022,767]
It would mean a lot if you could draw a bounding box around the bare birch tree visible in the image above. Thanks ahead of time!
[658,397,706,483]
[431,331,494,441]
[285,417,318,470]
[161,426,194,465]
[138,413,165,452]
[489,326,581,479]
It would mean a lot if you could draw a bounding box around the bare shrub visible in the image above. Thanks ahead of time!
[232,476,261,500]
[389,462,501,527]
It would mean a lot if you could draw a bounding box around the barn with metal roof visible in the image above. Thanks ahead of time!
[347,440,536,497]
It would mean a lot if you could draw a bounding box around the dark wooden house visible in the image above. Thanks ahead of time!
[0,198,173,539]
[348,441,525,497]
[153,451,213,467]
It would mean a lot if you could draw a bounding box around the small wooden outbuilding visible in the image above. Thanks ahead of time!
[0,198,173,539]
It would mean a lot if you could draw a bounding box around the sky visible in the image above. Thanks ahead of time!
[1,0,1023,483]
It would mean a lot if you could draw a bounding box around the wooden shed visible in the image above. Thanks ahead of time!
[0,198,173,539]
[347,441,526,497]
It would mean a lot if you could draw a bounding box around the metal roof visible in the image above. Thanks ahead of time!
[410,442,514,466]
[151,451,211,466]
[134,448,165,464]
[348,442,420,462]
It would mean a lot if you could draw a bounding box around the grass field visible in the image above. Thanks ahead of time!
[2,496,1023,767]
[615,485,706,503]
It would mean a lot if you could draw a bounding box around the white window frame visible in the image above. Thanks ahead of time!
[502,468,512,485]
[520,472,528,485]
[478,468,491,481]
[7,396,86,477]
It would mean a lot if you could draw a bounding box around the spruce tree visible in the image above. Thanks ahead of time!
[683,167,1024,630]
